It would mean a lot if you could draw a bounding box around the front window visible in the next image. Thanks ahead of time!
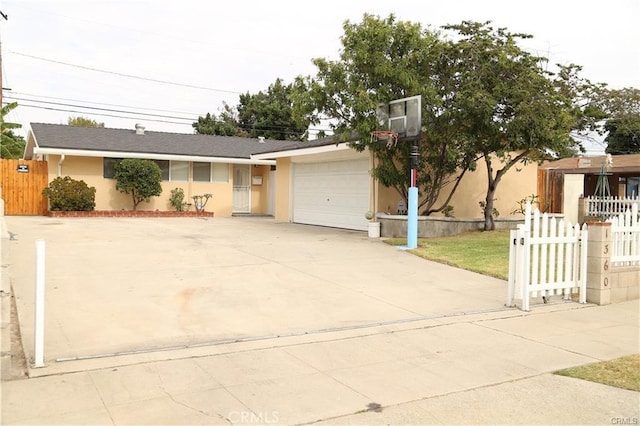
[153,160,170,180]
[170,161,188,181]
[103,158,123,178]
[193,162,211,182]
[212,163,229,183]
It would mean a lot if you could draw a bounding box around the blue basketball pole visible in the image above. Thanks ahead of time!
[407,186,418,249]
[407,141,419,249]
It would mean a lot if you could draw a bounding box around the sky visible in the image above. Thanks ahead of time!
[1,0,639,154]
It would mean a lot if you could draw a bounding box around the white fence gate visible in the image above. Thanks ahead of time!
[607,203,640,266]
[507,202,588,311]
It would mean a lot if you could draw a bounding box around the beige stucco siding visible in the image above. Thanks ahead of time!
[438,158,538,218]
[250,165,269,215]
[374,154,538,218]
[45,155,243,215]
[274,158,291,222]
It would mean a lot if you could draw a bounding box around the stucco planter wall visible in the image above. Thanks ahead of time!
[376,214,528,238]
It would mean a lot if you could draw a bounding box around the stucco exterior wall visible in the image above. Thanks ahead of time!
[274,158,291,223]
[562,174,584,224]
[46,155,242,215]
[374,155,539,218]
[250,165,269,215]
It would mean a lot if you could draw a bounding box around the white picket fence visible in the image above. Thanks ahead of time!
[586,195,640,218]
[507,202,588,311]
[607,203,640,266]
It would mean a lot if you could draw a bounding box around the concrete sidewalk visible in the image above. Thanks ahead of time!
[1,301,638,425]
[1,216,639,424]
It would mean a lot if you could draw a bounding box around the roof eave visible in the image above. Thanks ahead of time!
[251,142,354,160]
[33,147,276,165]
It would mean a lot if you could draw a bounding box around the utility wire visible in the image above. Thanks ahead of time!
[9,101,329,136]
[5,95,329,133]
[14,103,194,126]
[5,95,195,121]
[9,51,243,95]
[9,91,202,116]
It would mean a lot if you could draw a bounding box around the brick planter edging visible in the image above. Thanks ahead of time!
[47,210,214,218]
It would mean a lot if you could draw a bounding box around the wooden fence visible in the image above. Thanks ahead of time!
[507,201,588,311]
[0,159,49,215]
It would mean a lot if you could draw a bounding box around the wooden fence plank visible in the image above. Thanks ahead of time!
[0,159,49,215]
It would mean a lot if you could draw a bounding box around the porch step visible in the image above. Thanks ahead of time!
[231,213,273,218]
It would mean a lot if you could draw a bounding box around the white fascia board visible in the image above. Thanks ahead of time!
[250,142,354,160]
[32,147,276,165]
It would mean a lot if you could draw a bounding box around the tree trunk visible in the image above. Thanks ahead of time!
[484,190,496,231]
[483,155,496,231]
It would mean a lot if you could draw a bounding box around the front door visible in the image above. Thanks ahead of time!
[233,164,251,213]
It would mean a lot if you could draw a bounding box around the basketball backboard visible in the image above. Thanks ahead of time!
[376,95,422,141]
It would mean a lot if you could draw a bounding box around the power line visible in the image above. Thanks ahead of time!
[9,91,201,116]
[9,51,243,95]
[6,101,330,136]
[5,95,196,121]
[12,102,194,126]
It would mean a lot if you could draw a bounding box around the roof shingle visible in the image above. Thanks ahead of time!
[29,123,339,159]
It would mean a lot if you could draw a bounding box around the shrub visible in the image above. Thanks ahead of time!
[114,159,163,210]
[43,176,96,211]
[192,193,213,212]
[169,188,190,212]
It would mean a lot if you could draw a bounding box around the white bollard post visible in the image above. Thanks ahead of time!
[33,239,46,368]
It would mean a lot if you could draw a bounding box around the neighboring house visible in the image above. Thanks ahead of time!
[538,153,640,223]
[25,123,539,231]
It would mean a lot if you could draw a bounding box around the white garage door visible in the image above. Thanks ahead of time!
[292,159,370,231]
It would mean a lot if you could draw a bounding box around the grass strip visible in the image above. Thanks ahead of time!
[385,229,511,281]
[554,354,640,392]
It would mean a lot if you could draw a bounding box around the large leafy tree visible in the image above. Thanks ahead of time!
[1,102,25,159]
[192,103,248,136]
[114,159,163,211]
[291,14,476,214]
[238,78,308,140]
[68,116,105,127]
[441,21,594,230]
[605,117,640,154]
[604,87,640,155]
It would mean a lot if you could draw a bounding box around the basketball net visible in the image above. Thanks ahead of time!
[370,130,398,149]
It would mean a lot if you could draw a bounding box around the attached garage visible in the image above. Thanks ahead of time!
[292,158,370,231]
[250,137,375,232]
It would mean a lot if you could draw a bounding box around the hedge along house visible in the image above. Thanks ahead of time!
[252,136,540,233]
[24,123,299,216]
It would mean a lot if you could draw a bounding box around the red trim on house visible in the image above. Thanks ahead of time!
[47,211,214,218]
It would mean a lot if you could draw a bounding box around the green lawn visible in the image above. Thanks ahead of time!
[385,229,512,281]
[554,355,640,392]
[385,231,640,392]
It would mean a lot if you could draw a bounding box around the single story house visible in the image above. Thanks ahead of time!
[24,123,299,217]
[23,122,540,231]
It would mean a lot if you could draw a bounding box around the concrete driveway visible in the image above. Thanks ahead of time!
[4,215,508,374]
[3,216,639,425]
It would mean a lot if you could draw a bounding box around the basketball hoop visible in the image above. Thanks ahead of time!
[370,130,399,149]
